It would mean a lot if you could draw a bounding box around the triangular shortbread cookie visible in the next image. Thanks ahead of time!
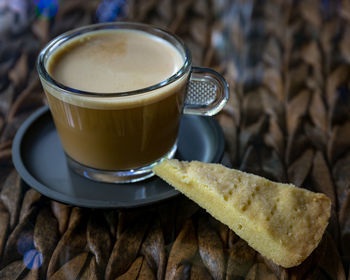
[153,159,331,268]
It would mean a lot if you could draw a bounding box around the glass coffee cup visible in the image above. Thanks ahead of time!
[37,22,228,183]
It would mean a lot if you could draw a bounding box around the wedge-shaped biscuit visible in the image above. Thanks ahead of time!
[153,159,331,268]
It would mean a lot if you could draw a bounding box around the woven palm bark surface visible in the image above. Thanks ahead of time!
[0,0,349,279]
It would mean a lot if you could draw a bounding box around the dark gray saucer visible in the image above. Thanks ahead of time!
[12,106,224,208]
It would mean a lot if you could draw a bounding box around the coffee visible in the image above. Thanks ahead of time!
[48,30,184,93]
[38,22,228,183]
[44,29,188,170]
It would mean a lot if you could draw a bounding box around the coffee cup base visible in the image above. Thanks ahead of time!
[65,143,177,184]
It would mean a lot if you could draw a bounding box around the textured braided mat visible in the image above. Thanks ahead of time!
[0,0,349,279]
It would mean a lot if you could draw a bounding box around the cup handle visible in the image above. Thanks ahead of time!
[183,67,229,116]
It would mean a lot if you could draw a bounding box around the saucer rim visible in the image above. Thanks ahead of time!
[12,106,225,208]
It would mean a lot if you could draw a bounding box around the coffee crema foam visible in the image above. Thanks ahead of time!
[45,29,186,109]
